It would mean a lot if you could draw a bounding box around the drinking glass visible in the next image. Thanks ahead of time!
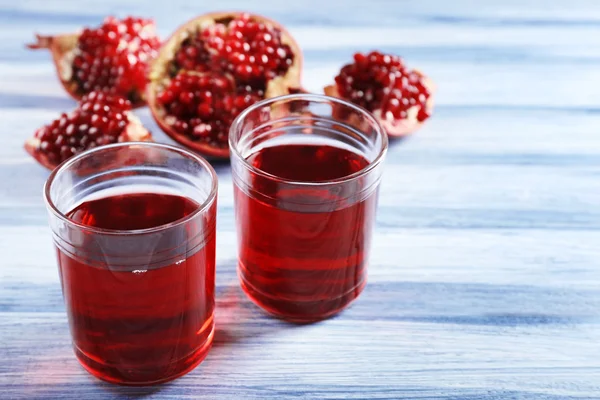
[229,94,387,322]
[44,142,217,385]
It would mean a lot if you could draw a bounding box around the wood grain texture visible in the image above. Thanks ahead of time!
[1,0,600,398]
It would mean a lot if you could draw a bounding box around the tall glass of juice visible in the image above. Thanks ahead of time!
[44,142,218,385]
[229,94,388,322]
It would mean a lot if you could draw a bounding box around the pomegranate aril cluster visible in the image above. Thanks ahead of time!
[34,91,132,164]
[335,51,431,122]
[173,14,294,85]
[174,39,211,73]
[162,13,294,144]
[205,14,294,84]
[157,71,261,148]
[72,17,160,101]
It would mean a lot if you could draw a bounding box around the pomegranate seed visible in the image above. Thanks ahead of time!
[179,92,194,104]
[197,103,212,118]
[193,124,212,137]
[417,108,430,122]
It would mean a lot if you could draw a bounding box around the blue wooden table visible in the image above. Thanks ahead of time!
[2,0,600,398]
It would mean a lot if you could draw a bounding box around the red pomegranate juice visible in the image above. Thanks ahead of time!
[57,192,215,384]
[235,144,378,321]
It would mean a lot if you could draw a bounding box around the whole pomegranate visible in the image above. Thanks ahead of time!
[147,12,303,158]
[25,91,152,170]
[325,51,435,137]
[28,16,161,107]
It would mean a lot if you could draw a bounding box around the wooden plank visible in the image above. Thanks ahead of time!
[1,0,600,398]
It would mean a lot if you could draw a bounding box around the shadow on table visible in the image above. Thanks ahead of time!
[211,280,314,349]
[93,382,167,398]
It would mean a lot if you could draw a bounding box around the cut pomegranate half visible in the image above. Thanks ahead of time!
[147,12,303,159]
[25,91,152,170]
[27,16,161,107]
[325,51,435,138]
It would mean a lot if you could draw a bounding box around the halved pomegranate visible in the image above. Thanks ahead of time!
[25,91,152,170]
[27,16,161,107]
[325,51,435,138]
[148,12,302,158]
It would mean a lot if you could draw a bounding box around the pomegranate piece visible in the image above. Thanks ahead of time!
[325,51,435,137]
[27,16,161,107]
[25,91,152,170]
[148,12,303,159]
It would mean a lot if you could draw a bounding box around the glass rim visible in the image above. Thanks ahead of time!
[229,93,388,187]
[43,142,218,236]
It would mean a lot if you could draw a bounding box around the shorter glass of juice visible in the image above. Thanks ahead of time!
[44,142,217,385]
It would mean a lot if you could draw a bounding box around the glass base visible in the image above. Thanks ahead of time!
[74,326,214,386]
[239,269,366,323]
